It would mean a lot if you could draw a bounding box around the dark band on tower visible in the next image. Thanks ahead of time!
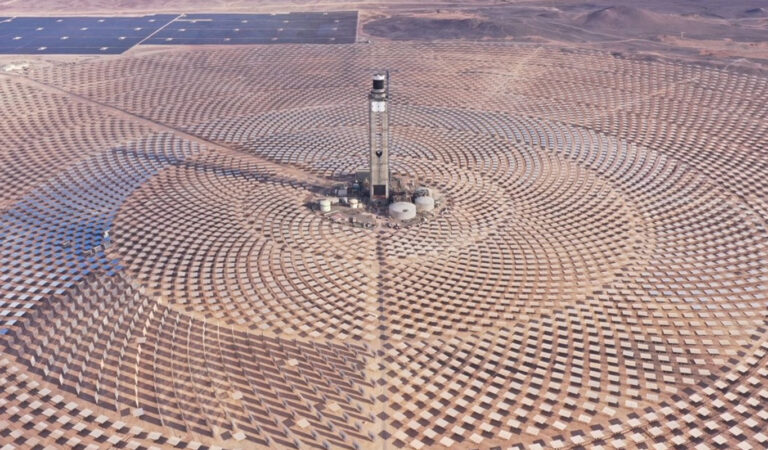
[369,73,390,201]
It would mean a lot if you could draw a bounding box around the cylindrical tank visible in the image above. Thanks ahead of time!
[414,187,430,198]
[319,199,331,212]
[415,196,435,213]
[349,198,359,209]
[389,201,416,221]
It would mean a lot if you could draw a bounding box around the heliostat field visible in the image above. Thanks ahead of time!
[0,39,767,449]
[0,12,356,54]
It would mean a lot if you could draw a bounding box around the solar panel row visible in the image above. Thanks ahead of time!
[0,11,357,54]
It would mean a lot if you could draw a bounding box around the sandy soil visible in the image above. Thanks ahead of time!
[660,35,768,60]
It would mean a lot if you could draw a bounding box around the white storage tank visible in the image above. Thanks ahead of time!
[349,198,360,209]
[319,198,332,212]
[389,201,416,221]
[415,195,435,213]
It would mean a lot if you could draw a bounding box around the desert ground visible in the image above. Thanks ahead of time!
[0,1,767,450]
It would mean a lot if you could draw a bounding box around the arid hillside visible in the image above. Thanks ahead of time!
[362,1,768,73]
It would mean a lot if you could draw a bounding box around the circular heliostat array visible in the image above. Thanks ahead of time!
[1,42,767,449]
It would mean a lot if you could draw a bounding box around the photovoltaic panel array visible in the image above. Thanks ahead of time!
[145,12,358,45]
[0,15,177,54]
[0,12,357,54]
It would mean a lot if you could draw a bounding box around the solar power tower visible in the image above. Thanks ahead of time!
[369,72,390,201]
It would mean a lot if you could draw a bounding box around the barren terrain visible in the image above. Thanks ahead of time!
[362,1,768,73]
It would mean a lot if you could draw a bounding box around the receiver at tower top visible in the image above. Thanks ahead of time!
[369,72,390,201]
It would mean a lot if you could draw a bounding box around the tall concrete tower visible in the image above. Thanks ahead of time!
[369,73,390,201]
